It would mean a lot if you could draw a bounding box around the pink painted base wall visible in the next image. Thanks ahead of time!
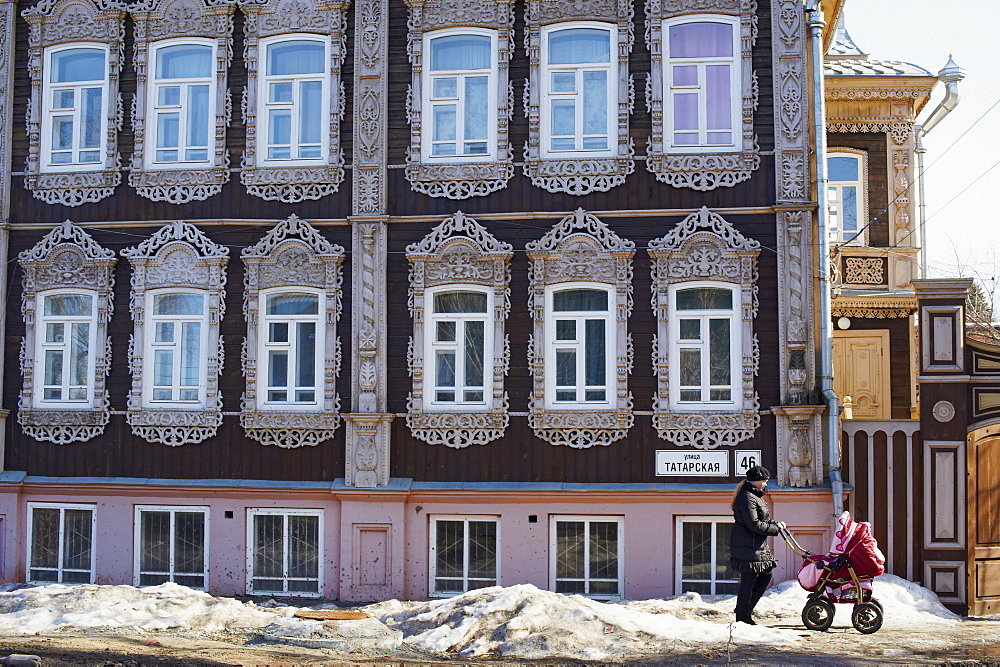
[0,483,837,601]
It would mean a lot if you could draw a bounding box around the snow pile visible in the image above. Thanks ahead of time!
[0,582,286,634]
[371,584,796,660]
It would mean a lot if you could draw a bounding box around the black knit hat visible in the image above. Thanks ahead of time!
[746,465,770,482]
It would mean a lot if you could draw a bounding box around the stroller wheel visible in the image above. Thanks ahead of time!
[870,598,883,612]
[802,599,835,631]
[851,602,883,634]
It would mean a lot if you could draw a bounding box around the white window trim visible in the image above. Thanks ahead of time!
[33,288,101,406]
[523,1,636,196]
[21,0,125,207]
[246,508,324,597]
[660,14,741,154]
[549,515,624,601]
[141,288,211,407]
[420,28,498,163]
[144,38,217,170]
[424,285,494,411]
[18,221,116,444]
[406,211,512,448]
[404,0,516,200]
[827,148,869,246]
[543,283,615,409]
[675,516,739,596]
[428,514,501,597]
[241,215,345,448]
[667,281,740,411]
[649,206,761,449]
[123,221,229,447]
[539,22,617,160]
[526,209,634,448]
[644,5,761,191]
[133,505,210,589]
[128,0,236,204]
[257,288,326,410]
[240,0,350,204]
[26,502,97,585]
[40,43,112,173]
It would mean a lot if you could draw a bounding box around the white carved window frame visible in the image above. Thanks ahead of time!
[649,206,760,449]
[404,0,516,199]
[123,221,229,446]
[827,147,868,246]
[241,214,345,448]
[22,0,125,207]
[523,0,635,195]
[406,211,512,448]
[18,221,116,444]
[239,0,349,202]
[645,2,761,191]
[128,0,236,204]
[526,209,634,448]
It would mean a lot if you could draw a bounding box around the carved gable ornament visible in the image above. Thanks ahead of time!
[522,0,636,195]
[405,211,513,447]
[122,221,229,446]
[241,215,346,447]
[22,0,126,206]
[526,209,635,447]
[239,0,350,202]
[649,207,761,449]
[404,0,516,199]
[644,0,762,190]
[18,221,117,444]
[128,0,236,204]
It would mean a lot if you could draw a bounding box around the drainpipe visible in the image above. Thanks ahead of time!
[916,56,965,278]
[805,1,843,517]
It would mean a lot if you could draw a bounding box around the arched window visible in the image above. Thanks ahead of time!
[827,150,868,245]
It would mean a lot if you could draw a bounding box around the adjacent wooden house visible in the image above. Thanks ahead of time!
[0,0,845,601]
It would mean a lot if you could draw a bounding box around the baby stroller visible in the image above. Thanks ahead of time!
[780,512,886,634]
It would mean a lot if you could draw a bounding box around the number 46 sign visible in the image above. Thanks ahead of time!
[735,450,762,477]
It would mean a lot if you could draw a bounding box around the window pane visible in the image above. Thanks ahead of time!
[269,109,291,149]
[582,71,607,137]
[709,318,731,386]
[53,90,74,109]
[43,350,63,388]
[715,527,736,582]
[158,86,181,106]
[266,293,319,315]
[187,85,210,149]
[556,521,585,578]
[668,22,734,58]
[430,34,491,71]
[82,88,103,150]
[548,28,610,64]
[152,293,204,316]
[63,509,92,572]
[156,44,213,79]
[436,351,456,387]
[434,105,456,141]
[705,65,732,130]
[464,76,488,143]
[44,294,93,316]
[555,349,576,387]
[288,515,319,579]
[842,186,858,231]
[436,321,457,342]
[556,320,576,341]
[828,155,859,181]
[180,322,201,387]
[551,99,576,138]
[435,520,463,579]
[269,351,288,388]
[140,511,171,573]
[468,521,497,580]
[52,116,73,150]
[584,320,606,387]
[682,522,711,581]
[267,40,325,75]
[676,288,732,310]
[270,82,292,103]
[553,289,608,312]
[155,321,174,343]
[153,350,173,388]
[254,515,284,579]
[156,113,179,149]
[175,512,205,575]
[673,65,697,86]
[432,77,457,98]
[51,48,105,83]
[296,322,316,388]
[551,71,576,93]
[588,522,618,580]
[464,321,484,388]
[434,291,487,313]
[269,322,289,344]
[680,349,701,387]
[69,322,90,387]
[672,92,698,131]
[30,508,60,569]
[45,322,65,344]
[299,80,323,146]
[679,319,700,340]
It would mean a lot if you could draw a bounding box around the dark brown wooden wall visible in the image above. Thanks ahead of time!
[4,0,787,483]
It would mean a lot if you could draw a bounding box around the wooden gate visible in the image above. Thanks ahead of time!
[967,424,1000,615]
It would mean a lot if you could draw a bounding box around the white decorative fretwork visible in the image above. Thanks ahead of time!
[406,211,513,447]
[649,206,761,449]
[18,221,116,444]
[526,209,635,447]
[22,0,126,206]
[644,0,761,190]
[122,221,229,445]
[843,256,885,285]
[240,215,345,447]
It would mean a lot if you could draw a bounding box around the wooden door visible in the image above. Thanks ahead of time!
[968,428,1000,615]
[832,330,890,419]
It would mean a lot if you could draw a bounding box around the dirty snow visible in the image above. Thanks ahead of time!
[0,575,960,660]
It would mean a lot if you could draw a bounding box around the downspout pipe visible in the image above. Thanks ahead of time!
[917,56,965,278]
[805,1,843,517]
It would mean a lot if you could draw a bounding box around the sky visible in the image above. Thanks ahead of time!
[844,1,1000,299]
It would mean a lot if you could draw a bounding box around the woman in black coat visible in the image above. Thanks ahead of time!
[730,465,785,625]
